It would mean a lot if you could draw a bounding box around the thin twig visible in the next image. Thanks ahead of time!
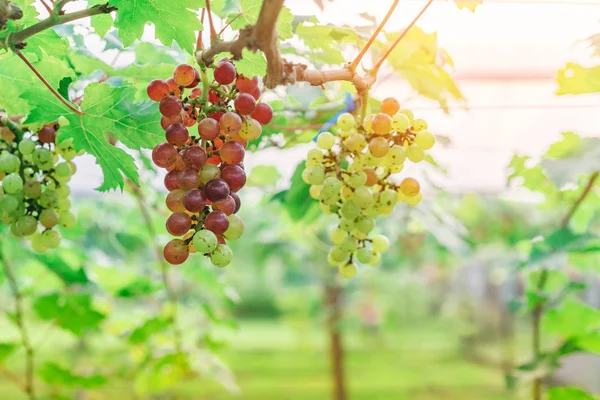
[0,247,36,399]
[530,171,599,400]
[371,0,435,74]
[39,0,53,14]
[128,182,184,355]
[0,366,27,393]
[196,8,206,52]
[205,0,217,39]
[349,0,400,71]
[15,50,81,115]
[218,12,242,35]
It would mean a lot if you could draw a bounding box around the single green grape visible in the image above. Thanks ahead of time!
[225,214,244,240]
[340,200,360,220]
[330,246,350,263]
[39,190,59,209]
[3,173,23,194]
[23,181,42,199]
[385,145,407,166]
[340,263,357,279]
[210,244,233,268]
[306,165,326,185]
[193,229,218,253]
[18,139,37,156]
[372,235,390,252]
[30,233,49,253]
[41,229,61,248]
[317,132,336,150]
[55,184,70,199]
[339,235,358,253]
[368,251,381,266]
[347,171,367,188]
[0,154,20,174]
[352,186,373,209]
[356,247,373,264]
[199,164,221,183]
[54,162,72,178]
[16,215,38,236]
[306,149,324,167]
[337,113,356,131]
[406,144,425,163]
[33,148,53,170]
[412,118,428,132]
[415,131,435,150]
[355,216,375,234]
[339,218,354,232]
[379,189,397,208]
[392,113,410,132]
[39,209,59,229]
[329,228,347,245]
[58,211,77,229]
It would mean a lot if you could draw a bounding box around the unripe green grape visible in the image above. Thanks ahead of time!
[18,139,36,155]
[339,218,354,232]
[30,233,49,253]
[225,214,244,240]
[41,229,61,248]
[376,204,394,216]
[10,221,23,237]
[329,227,347,245]
[368,251,381,266]
[306,165,325,185]
[340,200,360,220]
[347,171,367,188]
[58,116,70,127]
[39,190,59,209]
[340,263,357,279]
[309,185,321,200]
[58,211,77,229]
[412,118,428,132]
[355,216,374,234]
[46,180,56,190]
[372,234,390,252]
[337,113,356,131]
[306,149,324,167]
[352,186,374,209]
[0,195,19,213]
[385,145,407,166]
[398,109,414,123]
[406,144,425,163]
[39,209,59,228]
[356,247,373,264]
[346,134,367,153]
[317,132,335,150]
[319,177,341,205]
[406,192,423,206]
[339,235,358,253]
[54,162,72,178]
[57,198,71,211]
[364,152,380,167]
[23,167,35,178]
[210,244,233,268]
[392,113,410,132]
[16,215,37,236]
[199,164,221,183]
[55,184,70,199]
[415,131,435,150]
[379,189,397,208]
[330,246,350,263]
[3,173,23,194]
[23,181,42,199]
[328,250,342,267]
[193,229,218,254]
[0,154,20,173]
[33,148,53,170]
[363,114,374,133]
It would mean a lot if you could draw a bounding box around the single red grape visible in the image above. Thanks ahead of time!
[204,210,229,234]
[204,179,230,202]
[250,86,261,101]
[220,141,245,164]
[198,118,219,140]
[173,64,195,87]
[159,96,183,118]
[183,188,207,213]
[209,111,224,121]
[219,112,243,135]
[182,146,207,170]
[147,79,170,101]
[251,103,273,125]
[185,68,201,88]
[177,168,202,190]
[166,189,186,212]
[234,93,256,115]
[164,170,180,191]
[161,114,183,130]
[166,153,185,171]
[235,75,258,93]
[165,123,189,147]
[214,61,236,85]
[208,89,221,103]
[152,142,178,168]
[166,212,192,236]
[189,88,202,99]
[166,78,181,97]
[212,195,236,215]
[221,165,246,192]
[38,125,56,144]
[164,239,189,265]
[230,192,241,213]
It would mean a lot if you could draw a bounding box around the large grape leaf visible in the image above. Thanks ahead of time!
[39,362,107,388]
[33,293,106,336]
[87,0,114,37]
[212,0,294,40]
[541,132,600,187]
[543,298,600,339]
[556,63,600,95]
[295,23,358,66]
[0,53,75,116]
[548,388,595,400]
[235,49,267,77]
[24,83,164,191]
[108,0,204,53]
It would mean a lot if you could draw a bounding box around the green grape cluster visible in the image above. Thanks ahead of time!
[0,116,78,252]
[303,97,435,279]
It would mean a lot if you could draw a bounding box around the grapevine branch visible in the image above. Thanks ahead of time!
[205,0,217,39]
[531,171,599,400]
[0,247,36,400]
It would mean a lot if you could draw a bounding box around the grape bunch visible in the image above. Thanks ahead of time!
[303,97,435,278]
[147,61,273,267]
[0,116,78,252]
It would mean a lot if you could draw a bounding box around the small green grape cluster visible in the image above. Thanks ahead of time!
[0,116,78,252]
[303,97,435,279]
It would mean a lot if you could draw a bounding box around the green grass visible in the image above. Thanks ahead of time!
[0,319,521,399]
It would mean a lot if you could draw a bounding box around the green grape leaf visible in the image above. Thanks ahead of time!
[0,53,75,116]
[454,1,483,12]
[33,293,106,336]
[577,331,600,354]
[543,299,600,339]
[548,387,596,400]
[228,0,262,29]
[0,343,18,363]
[273,161,320,223]
[108,0,204,53]
[541,133,600,187]
[276,6,294,40]
[247,165,281,187]
[296,23,358,66]
[134,42,179,65]
[129,317,171,344]
[24,83,164,191]
[23,30,70,59]
[115,278,161,298]
[39,362,107,388]
[88,0,114,37]
[556,63,600,95]
[235,49,267,77]
[507,155,555,195]
[527,228,600,270]
[35,251,90,286]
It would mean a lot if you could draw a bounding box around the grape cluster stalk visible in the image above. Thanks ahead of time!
[0,116,79,251]
[303,97,436,278]
[148,61,273,267]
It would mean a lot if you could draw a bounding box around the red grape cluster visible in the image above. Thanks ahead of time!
[147,61,273,267]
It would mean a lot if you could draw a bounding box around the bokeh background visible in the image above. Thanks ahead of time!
[2,0,600,399]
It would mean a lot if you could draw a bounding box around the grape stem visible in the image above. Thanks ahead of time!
[15,50,82,115]
[39,0,52,15]
[530,171,599,400]
[0,246,37,400]
[127,181,184,355]
[196,8,206,52]
[204,0,217,39]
